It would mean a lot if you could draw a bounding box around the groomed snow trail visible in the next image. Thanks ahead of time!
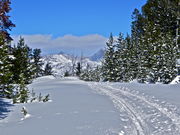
[88,82,180,135]
[0,77,123,135]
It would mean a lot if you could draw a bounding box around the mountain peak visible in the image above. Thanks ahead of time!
[90,49,105,61]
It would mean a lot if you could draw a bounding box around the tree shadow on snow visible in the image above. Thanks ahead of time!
[0,98,13,120]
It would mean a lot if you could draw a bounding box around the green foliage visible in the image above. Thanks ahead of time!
[76,62,81,76]
[0,0,15,98]
[99,0,179,84]
[101,33,117,82]
[38,93,43,102]
[64,70,70,77]
[80,65,101,82]
[13,74,29,103]
[44,63,53,76]
[11,37,34,84]
[0,40,14,98]
[21,107,28,116]
[0,1,47,103]
[43,94,50,102]
[32,49,44,78]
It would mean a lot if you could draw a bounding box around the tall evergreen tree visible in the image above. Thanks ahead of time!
[11,37,34,84]
[0,0,15,98]
[32,49,43,78]
[76,62,81,76]
[102,33,117,81]
[0,0,15,43]
[115,32,125,82]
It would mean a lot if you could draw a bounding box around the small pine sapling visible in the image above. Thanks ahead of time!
[30,89,36,102]
[21,107,28,117]
[43,94,50,102]
[38,93,43,102]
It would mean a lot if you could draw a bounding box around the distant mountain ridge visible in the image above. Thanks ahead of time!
[42,53,101,76]
[90,49,105,61]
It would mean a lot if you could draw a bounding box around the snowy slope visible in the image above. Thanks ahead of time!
[42,54,101,76]
[0,76,122,135]
[89,82,180,135]
[1,77,180,135]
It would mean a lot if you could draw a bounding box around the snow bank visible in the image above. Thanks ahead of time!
[33,75,56,82]
[170,76,180,84]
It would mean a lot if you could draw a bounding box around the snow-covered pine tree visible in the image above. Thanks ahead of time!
[13,73,29,103]
[142,0,178,38]
[11,37,34,84]
[44,62,53,76]
[160,32,177,84]
[0,0,15,98]
[80,64,101,82]
[137,24,150,83]
[140,0,179,83]
[0,39,14,98]
[101,33,117,81]
[131,8,145,81]
[32,49,43,78]
[79,64,91,81]
[115,32,124,82]
[122,34,133,82]
[76,62,81,76]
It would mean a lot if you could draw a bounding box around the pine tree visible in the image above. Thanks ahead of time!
[11,37,34,84]
[13,73,29,103]
[44,63,53,76]
[160,32,177,83]
[115,32,125,82]
[80,64,101,82]
[0,0,15,98]
[0,41,14,98]
[102,33,117,81]
[32,49,43,78]
[142,0,178,37]
[64,70,70,77]
[131,8,145,81]
[76,62,81,76]
[0,0,15,43]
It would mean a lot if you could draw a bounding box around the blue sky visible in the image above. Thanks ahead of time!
[10,0,146,56]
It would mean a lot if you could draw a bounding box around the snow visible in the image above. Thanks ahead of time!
[20,114,31,121]
[42,54,101,76]
[1,76,180,135]
[170,75,180,84]
[88,82,180,135]
[0,76,122,135]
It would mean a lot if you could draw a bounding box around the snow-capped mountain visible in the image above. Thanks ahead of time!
[42,53,101,76]
[90,49,105,61]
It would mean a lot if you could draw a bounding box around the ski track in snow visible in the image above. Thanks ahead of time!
[88,82,180,135]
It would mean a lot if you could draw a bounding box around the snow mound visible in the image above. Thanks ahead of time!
[21,114,31,121]
[34,75,55,81]
[170,76,180,84]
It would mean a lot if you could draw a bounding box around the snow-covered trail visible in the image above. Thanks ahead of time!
[0,77,122,135]
[1,77,180,135]
[89,82,180,135]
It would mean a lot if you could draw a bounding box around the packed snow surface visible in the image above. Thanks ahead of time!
[0,76,121,135]
[1,76,180,135]
[170,75,180,84]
